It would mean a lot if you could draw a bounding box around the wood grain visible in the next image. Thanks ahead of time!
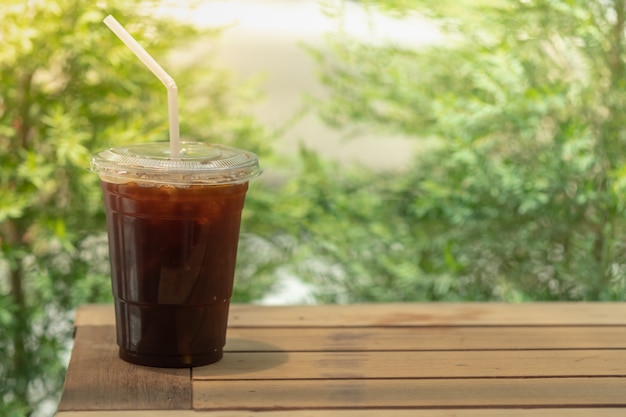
[227,303,626,327]
[57,326,191,411]
[60,304,626,416]
[56,413,197,417]
[225,326,626,351]
[193,377,626,410]
[75,303,626,328]
[54,408,626,417]
[74,304,116,327]
[193,350,626,379]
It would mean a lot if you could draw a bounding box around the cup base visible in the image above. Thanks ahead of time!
[119,347,223,368]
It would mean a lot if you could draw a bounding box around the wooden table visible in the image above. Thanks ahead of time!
[56,303,626,417]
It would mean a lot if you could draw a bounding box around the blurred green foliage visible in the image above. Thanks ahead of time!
[0,1,275,415]
[293,0,626,301]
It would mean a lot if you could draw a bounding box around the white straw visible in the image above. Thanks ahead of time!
[103,15,181,158]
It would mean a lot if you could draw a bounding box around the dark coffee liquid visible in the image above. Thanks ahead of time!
[101,180,249,367]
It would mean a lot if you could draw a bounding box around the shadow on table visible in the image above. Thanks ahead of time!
[194,338,288,377]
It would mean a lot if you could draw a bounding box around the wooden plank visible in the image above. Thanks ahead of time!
[193,350,626,380]
[56,413,197,417]
[57,326,191,411]
[74,304,116,327]
[54,408,626,417]
[225,326,626,351]
[228,303,626,327]
[74,303,626,328]
[193,377,626,409]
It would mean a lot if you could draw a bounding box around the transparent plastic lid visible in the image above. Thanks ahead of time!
[90,141,261,185]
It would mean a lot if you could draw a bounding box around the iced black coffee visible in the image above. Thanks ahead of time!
[91,142,260,367]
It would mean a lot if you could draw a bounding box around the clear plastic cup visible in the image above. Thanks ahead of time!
[90,141,261,367]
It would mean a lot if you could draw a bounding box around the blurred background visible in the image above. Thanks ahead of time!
[2,0,626,415]
[176,0,438,168]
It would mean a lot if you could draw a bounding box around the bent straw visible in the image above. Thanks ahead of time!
[103,15,181,158]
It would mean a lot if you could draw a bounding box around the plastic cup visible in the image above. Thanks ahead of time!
[90,141,261,368]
